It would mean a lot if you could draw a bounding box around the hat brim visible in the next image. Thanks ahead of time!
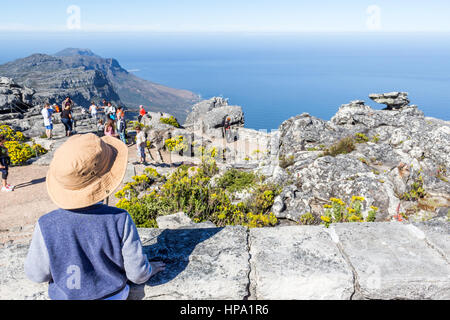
[46,135,129,210]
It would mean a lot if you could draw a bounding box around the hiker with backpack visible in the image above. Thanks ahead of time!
[138,105,147,123]
[61,105,74,137]
[223,116,232,142]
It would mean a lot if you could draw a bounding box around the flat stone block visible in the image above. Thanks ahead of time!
[129,226,250,300]
[0,244,48,300]
[334,222,450,300]
[249,226,354,300]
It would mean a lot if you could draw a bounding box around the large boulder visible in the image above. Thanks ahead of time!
[184,97,244,138]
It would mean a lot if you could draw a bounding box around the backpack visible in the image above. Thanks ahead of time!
[0,147,11,167]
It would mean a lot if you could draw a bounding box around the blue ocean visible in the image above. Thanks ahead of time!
[0,32,449,129]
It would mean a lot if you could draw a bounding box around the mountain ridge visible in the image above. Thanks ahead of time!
[0,48,200,121]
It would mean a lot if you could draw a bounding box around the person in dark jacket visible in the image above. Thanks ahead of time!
[61,106,73,137]
[24,134,165,300]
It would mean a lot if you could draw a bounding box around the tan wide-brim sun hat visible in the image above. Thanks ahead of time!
[46,133,128,210]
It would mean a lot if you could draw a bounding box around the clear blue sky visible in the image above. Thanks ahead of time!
[1,0,450,32]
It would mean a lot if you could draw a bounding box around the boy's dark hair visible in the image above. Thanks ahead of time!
[135,126,141,131]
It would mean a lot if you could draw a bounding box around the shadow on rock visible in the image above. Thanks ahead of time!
[129,228,222,300]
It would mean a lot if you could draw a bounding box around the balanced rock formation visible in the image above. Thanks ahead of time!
[369,92,410,110]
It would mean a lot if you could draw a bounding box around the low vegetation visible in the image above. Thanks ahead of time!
[279,154,295,169]
[215,168,258,193]
[0,124,47,165]
[401,173,427,201]
[322,137,356,157]
[115,150,280,229]
[320,196,378,228]
[160,116,180,128]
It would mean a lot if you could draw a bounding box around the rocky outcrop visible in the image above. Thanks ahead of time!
[1,221,449,300]
[0,77,34,114]
[369,92,410,110]
[184,97,245,138]
[259,97,450,223]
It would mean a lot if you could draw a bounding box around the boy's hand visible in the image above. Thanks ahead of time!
[149,261,166,277]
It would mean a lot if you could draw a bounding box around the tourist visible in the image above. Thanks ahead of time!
[138,105,146,123]
[105,102,116,121]
[97,119,105,137]
[117,112,127,145]
[104,118,117,137]
[62,96,73,111]
[41,103,54,139]
[223,116,232,142]
[0,134,14,192]
[89,101,98,121]
[135,126,147,164]
[61,105,73,137]
[24,133,165,300]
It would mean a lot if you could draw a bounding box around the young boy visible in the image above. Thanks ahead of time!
[41,103,54,139]
[135,126,147,164]
[0,134,14,192]
[24,133,165,300]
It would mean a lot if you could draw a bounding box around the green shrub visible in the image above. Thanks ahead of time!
[321,196,377,228]
[355,133,369,143]
[401,174,427,201]
[299,212,317,225]
[216,169,257,193]
[322,137,356,157]
[279,154,295,169]
[160,116,180,128]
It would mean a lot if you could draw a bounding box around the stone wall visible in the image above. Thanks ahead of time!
[1,221,448,300]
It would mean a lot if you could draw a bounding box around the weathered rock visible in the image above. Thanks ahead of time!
[272,96,450,223]
[0,243,48,300]
[333,222,450,300]
[0,77,34,113]
[184,97,244,138]
[129,227,250,300]
[156,212,216,229]
[249,226,354,300]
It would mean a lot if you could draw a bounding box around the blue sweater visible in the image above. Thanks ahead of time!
[24,204,152,300]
